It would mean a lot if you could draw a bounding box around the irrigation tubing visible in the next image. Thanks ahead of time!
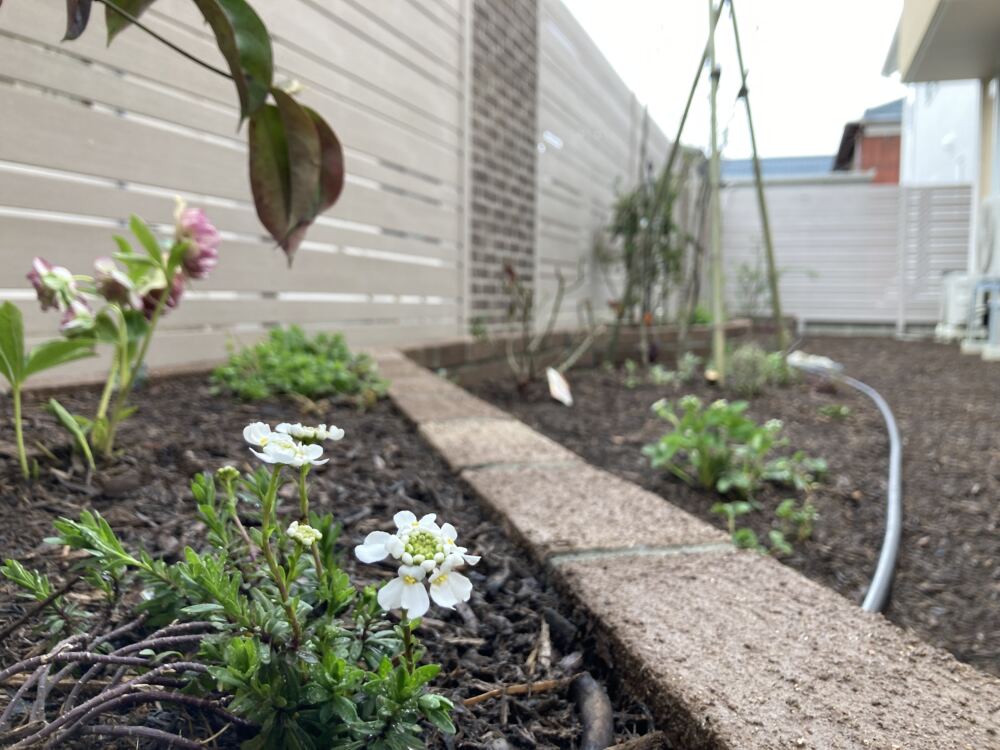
[787,360,902,613]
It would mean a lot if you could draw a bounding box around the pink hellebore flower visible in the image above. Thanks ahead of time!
[94,257,140,309]
[176,206,220,280]
[27,257,76,312]
[59,297,95,336]
[142,272,185,320]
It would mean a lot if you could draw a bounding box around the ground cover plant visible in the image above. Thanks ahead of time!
[213,327,387,408]
[0,375,657,747]
[1,423,472,748]
[471,337,1000,676]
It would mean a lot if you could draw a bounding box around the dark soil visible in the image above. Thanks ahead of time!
[472,336,1000,677]
[0,376,657,748]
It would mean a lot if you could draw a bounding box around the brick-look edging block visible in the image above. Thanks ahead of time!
[374,353,1000,749]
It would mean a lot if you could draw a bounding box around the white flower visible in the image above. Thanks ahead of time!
[287,521,322,546]
[354,530,404,563]
[356,511,480,619]
[378,565,430,618]
[243,422,273,448]
[275,422,345,445]
[429,559,474,610]
[245,422,328,466]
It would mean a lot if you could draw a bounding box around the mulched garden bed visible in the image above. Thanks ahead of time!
[472,336,1000,678]
[0,375,658,748]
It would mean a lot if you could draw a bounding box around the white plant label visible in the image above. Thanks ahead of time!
[546,367,573,407]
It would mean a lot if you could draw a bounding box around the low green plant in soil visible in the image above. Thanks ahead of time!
[643,396,825,499]
[711,497,818,557]
[622,352,703,390]
[21,205,220,464]
[213,326,387,407]
[726,343,796,397]
[818,403,851,420]
[1,422,474,748]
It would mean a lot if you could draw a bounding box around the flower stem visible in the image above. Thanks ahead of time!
[94,353,117,424]
[401,615,415,673]
[12,385,29,480]
[99,275,171,457]
[296,466,325,583]
[260,465,302,648]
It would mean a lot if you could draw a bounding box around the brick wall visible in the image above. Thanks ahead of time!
[468,0,539,328]
[859,134,901,184]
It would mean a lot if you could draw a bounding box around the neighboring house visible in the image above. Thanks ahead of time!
[833,99,903,184]
[721,155,834,182]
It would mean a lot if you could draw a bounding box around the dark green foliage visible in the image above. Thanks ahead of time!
[212,326,388,406]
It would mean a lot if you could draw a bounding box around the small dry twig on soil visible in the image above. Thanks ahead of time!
[614,731,668,750]
[463,676,575,707]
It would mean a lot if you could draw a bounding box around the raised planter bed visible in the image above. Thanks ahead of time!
[0,374,655,747]
[469,335,1000,678]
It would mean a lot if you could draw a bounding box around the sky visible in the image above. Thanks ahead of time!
[560,0,908,159]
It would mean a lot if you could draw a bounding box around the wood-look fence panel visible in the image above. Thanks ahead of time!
[721,180,972,327]
[0,0,467,384]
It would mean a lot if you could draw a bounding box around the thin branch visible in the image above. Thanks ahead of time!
[0,653,149,685]
[80,724,202,749]
[463,676,576,707]
[94,0,233,82]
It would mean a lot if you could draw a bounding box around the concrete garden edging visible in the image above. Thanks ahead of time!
[373,348,1000,750]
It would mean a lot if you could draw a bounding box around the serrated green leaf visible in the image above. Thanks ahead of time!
[129,214,164,268]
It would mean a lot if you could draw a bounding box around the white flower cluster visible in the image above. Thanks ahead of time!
[243,421,343,467]
[355,511,480,619]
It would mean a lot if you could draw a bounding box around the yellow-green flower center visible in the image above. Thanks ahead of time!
[405,529,443,558]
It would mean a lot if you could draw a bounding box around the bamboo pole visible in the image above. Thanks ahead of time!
[707,0,726,381]
[728,0,788,349]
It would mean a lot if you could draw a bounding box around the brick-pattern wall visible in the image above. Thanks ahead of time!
[468,0,539,328]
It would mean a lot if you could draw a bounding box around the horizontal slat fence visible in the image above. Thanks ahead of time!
[0,0,466,384]
[721,179,972,328]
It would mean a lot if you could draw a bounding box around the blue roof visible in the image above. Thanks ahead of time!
[721,155,834,180]
[862,98,903,123]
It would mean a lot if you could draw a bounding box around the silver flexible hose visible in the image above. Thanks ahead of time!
[787,357,903,613]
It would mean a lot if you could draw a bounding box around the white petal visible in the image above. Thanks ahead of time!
[398,564,426,581]
[430,577,459,609]
[243,422,270,446]
[440,523,457,543]
[250,448,277,463]
[400,581,430,618]
[446,571,473,603]
[377,577,404,611]
[386,536,405,558]
[275,422,294,434]
[328,426,345,441]
[417,514,438,529]
[354,531,391,563]
[393,511,417,529]
[462,554,481,566]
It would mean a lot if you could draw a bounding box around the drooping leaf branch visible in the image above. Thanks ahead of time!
[45,0,345,261]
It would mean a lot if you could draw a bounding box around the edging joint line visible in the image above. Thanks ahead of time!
[546,541,734,566]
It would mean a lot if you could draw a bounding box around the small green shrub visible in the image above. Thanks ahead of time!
[643,396,824,499]
[775,497,818,542]
[818,404,851,420]
[689,305,712,325]
[213,326,387,406]
[648,364,681,387]
[676,352,703,383]
[727,344,770,397]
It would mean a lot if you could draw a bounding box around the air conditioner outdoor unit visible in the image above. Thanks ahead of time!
[953,195,1000,357]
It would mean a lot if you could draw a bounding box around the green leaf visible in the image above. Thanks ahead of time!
[47,398,96,471]
[273,89,321,250]
[191,0,273,120]
[64,0,93,40]
[129,215,164,268]
[0,302,25,387]
[24,338,95,379]
[248,104,289,250]
[304,105,345,214]
[105,0,158,42]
